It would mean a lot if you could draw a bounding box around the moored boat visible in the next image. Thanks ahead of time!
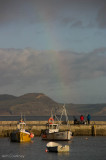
[10,117,34,142]
[41,123,72,141]
[41,105,72,141]
[46,141,70,152]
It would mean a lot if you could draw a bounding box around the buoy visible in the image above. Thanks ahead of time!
[30,133,34,138]
[45,149,48,152]
[48,117,54,124]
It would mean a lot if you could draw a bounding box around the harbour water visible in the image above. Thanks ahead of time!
[0,115,106,121]
[0,136,106,160]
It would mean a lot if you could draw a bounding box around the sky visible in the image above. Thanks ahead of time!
[0,0,106,104]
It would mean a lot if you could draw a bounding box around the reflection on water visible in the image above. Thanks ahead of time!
[0,136,106,160]
[57,152,70,156]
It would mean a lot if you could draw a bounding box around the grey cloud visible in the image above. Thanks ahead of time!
[71,20,83,28]
[61,17,75,26]
[0,0,66,25]
[61,17,84,28]
[60,0,106,29]
[0,48,106,88]
[0,0,105,26]
[97,4,106,28]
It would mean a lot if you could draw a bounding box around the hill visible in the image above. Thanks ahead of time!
[0,93,106,116]
[0,93,60,116]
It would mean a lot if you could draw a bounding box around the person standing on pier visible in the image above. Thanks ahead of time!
[80,115,84,124]
[87,114,91,124]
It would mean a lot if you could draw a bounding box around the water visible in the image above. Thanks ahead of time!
[0,116,106,121]
[0,137,106,160]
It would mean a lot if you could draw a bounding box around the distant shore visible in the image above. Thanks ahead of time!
[0,115,106,122]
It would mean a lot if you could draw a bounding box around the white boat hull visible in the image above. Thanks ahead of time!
[46,142,69,152]
[42,130,72,141]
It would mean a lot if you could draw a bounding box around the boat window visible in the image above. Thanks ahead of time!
[49,125,52,129]
[48,124,59,129]
[20,123,25,129]
[53,125,57,129]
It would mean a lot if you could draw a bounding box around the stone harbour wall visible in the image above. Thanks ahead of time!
[0,121,106,137]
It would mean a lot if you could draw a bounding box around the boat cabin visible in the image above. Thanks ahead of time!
[46,124,59,133]
[17,119,26,131]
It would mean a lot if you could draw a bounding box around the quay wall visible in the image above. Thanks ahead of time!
[0,121,106,137]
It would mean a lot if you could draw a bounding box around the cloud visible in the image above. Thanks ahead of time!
[0,0,105,27]
[0,48,106,88]
[61,17,75,26]
[97,4,106,28]
[71,20,83,28]
[61,17,85,28]
[0,0,68,25]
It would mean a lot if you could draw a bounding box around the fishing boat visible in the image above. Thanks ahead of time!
[10,117,34,142]
[41,105,72,141]
[46,142,69,152]
[41,123,72,141]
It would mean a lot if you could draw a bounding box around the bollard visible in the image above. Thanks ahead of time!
[92,125,96,136]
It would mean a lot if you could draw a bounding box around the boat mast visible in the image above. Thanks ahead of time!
[51,104,69,125]
[60,104,69,124]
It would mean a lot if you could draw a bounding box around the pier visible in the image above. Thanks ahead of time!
[0,121,106,137]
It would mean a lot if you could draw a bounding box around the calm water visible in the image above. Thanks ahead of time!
[0,137,106,160]
[0,116,106,121]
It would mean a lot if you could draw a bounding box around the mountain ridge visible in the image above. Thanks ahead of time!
[0,93,106,116]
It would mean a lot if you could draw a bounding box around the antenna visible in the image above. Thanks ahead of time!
[24,114,26,122]
[21,113,23,121]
